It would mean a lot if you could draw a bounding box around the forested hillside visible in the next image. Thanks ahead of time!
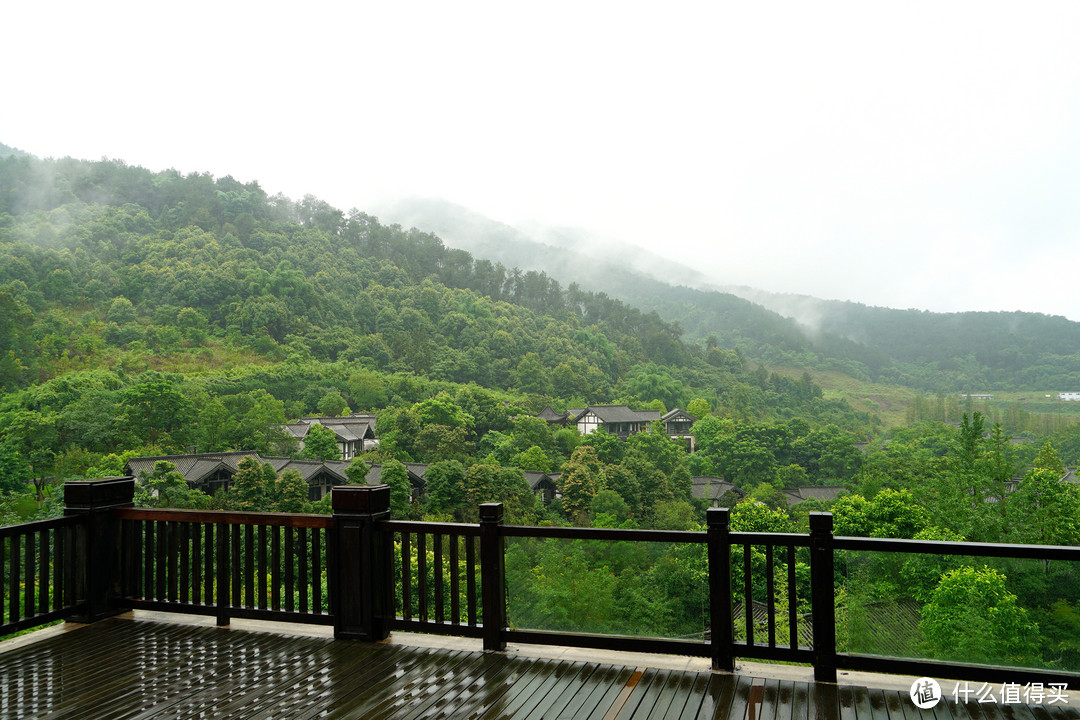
[380,198,1080,392]
[0,152,875,518]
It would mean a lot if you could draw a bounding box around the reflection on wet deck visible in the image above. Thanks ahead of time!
[2,618,1077,720]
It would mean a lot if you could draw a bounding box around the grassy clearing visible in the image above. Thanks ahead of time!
[769,367,917,429]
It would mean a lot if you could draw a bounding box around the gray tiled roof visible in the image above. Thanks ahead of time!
[125,452,353,488]
[783,485,847,506]
[691,476,742,501]
[577,405,662,424]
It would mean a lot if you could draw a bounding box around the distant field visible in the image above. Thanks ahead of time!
[769,369,1080,431]
[768,367,917,428]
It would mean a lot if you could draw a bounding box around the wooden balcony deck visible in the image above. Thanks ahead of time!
[3,616,1077,720]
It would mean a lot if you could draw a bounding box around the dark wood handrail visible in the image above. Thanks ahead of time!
[834,534,1080,561]
[0,514,82,539]
[114,507,332,529]
[500,524,707,543]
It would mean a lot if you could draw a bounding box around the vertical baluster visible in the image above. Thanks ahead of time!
[298,527,309,613]
[311,528,322,614]
[145,521,155,599]
[167,522,179,602]
[165,524,178,604]
[231,525,241,611]
[155,522,167,601]
[450,534,460,625]
[271,526,281,611]
[64,525,75,608]
[465,535,476,626]
[192,524,202,605]
[39,529,49,615]
[417,532,428,621]
[24,530,34,617]
[10,534,21,622]
[119,520,133,601]
[401,532,412,620]
[284,527,295,612]
[179,523,190,603]
[245,525,254,609]
[744,543,753,645]
[54,527,64,611]
[204,523,214,605]
[258,525,268,610]
[788,545,798,648]
[433,533,443,623]
[766,544,775,648]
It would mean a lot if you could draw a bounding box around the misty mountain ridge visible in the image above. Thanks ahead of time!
[374,197,1080,391]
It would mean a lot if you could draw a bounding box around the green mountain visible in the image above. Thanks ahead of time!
[375,198,1080,392]
[0,151,873,474]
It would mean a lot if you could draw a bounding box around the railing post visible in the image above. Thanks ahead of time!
[809,512,837,683]
[63,477,135,623]
[332,484,392,641]
[479,502,506,652]
[707,507,734,672]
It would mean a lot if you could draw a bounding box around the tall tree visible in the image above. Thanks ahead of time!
[302,423,340,461]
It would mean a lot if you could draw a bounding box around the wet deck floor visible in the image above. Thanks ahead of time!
[1,617,1077,720]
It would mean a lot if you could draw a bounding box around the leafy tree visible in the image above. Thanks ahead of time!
[135,460,211,509]
[1032,442,1066,477]
[652,500,698,530]
[424,459,466,516]
[413,423,470,463]
[317,390,349,417]
[302,423,341,461]
[511,445,552,473]
[229,457,279,510]
[559,446,605,519]
[921,566,1038,666]
[277,469,308,512]
[590,489,630,524]
[344,457,369,484]
[686,398,710,420]
[1007,467,1080,546]
[514,352,548,395]
[379,459,412,516]
[121,371,193,447]
[730,501,794,533]
[0,441,31,493]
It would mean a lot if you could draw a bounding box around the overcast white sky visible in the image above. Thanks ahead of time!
[5,1,1080,319]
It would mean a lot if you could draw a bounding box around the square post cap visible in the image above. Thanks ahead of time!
[332,484,391,513]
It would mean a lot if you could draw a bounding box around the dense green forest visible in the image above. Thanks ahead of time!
[382,198,1080,392]
[0,151,872,516]
[2,149,1079,672]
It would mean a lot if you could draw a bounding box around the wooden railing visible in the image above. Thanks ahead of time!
[6,478,1079,690]
[0,515,83,635]
[114,508,333,626]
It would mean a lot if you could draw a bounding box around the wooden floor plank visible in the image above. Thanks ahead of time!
[645,669,699,720]
[509,660,602,720]
[791,680,812,720]
[581,665,643,720]
[865,688,890,720]
[5,619,1076,720]
[673,672,716,720]
[548,664,634,720]
[810,681,840,720]
[614,667,669,720]
[723,674,756,720]
[757,678,783,720]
